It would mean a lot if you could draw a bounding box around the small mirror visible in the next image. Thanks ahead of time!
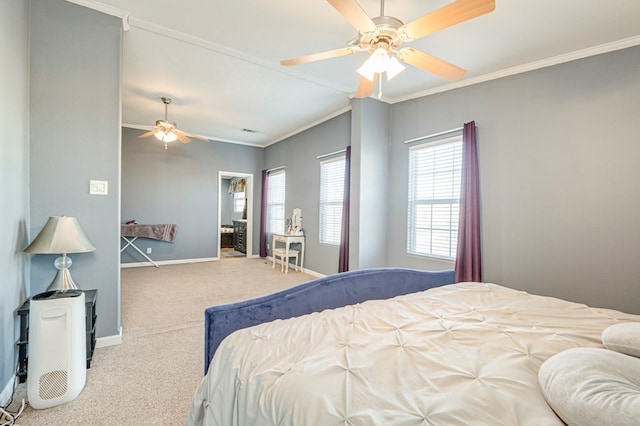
[291,208,303,235]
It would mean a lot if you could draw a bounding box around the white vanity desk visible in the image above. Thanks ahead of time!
[271,233,305,273]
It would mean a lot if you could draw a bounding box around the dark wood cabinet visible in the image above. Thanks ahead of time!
[221,231,234,248]
[233,220,247,253]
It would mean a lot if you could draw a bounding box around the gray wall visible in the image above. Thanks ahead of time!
[350,98,390,270]
[0,0,30,403]
[264,112,352,274]
[121,128,264,262]
[388,46,640,314]
[29,0,122,339]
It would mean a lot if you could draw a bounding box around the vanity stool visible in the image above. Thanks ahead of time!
[273,248,299,273]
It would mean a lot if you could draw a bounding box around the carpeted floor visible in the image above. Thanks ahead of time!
[6,258,313,425]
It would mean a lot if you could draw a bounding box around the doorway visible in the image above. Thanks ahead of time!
[218,171,253,260]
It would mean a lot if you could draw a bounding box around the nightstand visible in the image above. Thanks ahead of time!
[16,289,97,383]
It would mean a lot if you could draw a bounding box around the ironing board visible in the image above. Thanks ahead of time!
[120,224,178,267]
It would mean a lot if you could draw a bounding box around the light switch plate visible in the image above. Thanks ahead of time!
[89,180,108,195]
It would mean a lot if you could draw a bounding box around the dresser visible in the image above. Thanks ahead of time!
[233,220,247,253]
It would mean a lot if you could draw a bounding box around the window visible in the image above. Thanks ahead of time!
[407,136,462,259]
[267,170,286,234]
[319,156,346,245]
[233,191,245,213]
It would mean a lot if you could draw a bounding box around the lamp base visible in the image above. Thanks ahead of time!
[46,268,81,292]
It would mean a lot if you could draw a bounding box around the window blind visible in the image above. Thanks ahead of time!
[319,156,345,245]
[407,136,462,259]
[267,170,286,234]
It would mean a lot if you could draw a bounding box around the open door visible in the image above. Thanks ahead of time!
[218,171,253,260]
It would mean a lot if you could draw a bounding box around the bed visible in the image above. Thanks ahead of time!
[188,268,640,425]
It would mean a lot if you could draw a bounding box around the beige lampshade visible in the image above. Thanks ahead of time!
[24,216,96,254]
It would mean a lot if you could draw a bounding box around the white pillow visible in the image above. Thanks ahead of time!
[538,347,640,426]
[602,322,640,358]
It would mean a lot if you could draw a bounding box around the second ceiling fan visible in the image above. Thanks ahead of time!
[281,0,495,98]
[139,97,208,148]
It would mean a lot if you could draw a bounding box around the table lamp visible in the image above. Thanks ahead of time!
[24,216,96,291]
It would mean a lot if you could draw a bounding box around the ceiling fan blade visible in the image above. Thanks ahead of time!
[355,73,378,98]
[327,0,376,32]
[281,47,361,66]
[138,130,158,139]
[174,131,191,144]
[179,129,209,142]
[398,48,467,81]
[401,0,495,41]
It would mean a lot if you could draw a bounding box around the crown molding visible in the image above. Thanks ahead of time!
[264,105,353,147]
[391,35,640,104]
[65,0,130,30]
[121,123,266,148]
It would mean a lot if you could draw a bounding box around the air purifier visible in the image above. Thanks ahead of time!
[27,290,86,409]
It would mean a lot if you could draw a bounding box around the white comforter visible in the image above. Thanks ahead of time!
[188,283,639,425]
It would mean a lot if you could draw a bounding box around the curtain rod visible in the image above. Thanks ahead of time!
[316,148,346,160]
[404,123,477,145]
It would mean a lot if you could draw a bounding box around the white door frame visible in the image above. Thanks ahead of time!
[218,171,253,259]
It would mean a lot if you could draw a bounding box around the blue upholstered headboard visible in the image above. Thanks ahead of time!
[203,267,455,372]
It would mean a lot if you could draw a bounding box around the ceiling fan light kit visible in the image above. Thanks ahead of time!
[281,0,495,98]
[357,46,405,82]
[139,96,208,149]
[153,120,179,143]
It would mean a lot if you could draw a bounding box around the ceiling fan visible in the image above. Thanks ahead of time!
[281,0,495,98]
[139,97,208,148]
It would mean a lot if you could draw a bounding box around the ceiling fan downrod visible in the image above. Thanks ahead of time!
[161,97,171,121]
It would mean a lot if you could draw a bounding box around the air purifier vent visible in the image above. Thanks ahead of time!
[39,370,68,400]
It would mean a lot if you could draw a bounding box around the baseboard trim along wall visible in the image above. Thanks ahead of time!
[121,257,218,268]
[96,326,122,348]
[122,255,327,278]
[265,256,325,279]
[304,268,325,278]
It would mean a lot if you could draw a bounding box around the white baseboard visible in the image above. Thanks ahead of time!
[95,327,122,348]
[304,268,325,278]
[121,257,218,268]
[0,374,15,407]
[121,255,326,278]
[265,256,325,278]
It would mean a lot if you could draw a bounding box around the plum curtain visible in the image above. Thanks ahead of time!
[338,146,351,273]
[455,121,482,282]
[259,169,268,258]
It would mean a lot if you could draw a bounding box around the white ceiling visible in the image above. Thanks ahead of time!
[69,0,640,147]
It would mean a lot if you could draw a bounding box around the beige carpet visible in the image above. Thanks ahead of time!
[8,258,313,425]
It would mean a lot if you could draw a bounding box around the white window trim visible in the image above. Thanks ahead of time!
[407,135,462,260]
[319,155,346,245]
